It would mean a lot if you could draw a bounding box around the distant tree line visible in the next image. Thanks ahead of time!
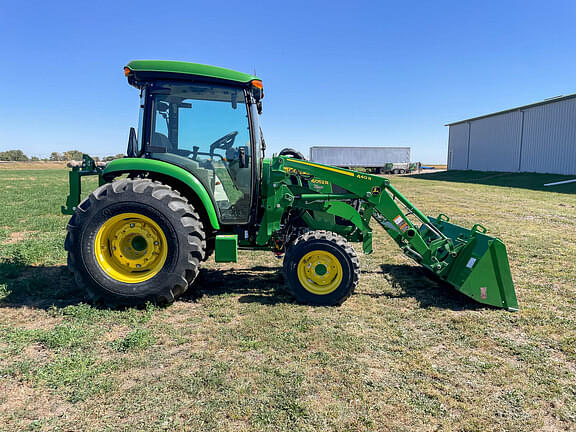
[0,149,124,162]
[0,149,29,161]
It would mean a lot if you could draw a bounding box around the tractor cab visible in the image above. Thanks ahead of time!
[124,61,264,225]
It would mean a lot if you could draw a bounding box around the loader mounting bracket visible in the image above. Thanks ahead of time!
[61,154,105,215]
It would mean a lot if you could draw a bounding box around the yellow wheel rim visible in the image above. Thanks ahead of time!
[297,250,343,295]
[94,212,168,283]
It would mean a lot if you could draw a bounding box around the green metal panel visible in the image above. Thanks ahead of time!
[125,60,260,84]
[215,234,238,263]
[103,158,220,230]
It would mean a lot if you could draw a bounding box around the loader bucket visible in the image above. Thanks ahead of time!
[420,216,519,311]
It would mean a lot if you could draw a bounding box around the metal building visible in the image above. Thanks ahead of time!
[446,94,576,175]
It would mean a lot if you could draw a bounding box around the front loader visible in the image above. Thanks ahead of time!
[62,60,518,311]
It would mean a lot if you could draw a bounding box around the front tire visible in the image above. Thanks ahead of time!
[65,178,205,305]
[283,231,359,306]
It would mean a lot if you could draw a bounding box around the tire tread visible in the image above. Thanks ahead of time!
[65,178,205,306]
[283,230,359,305]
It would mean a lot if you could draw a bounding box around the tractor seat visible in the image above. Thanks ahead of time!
[152,132,177,153]
[150,152,215,193]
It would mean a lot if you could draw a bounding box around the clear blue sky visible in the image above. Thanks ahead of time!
[1,0,575,163]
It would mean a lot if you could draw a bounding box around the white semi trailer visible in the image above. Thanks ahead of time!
[309,146,416,174]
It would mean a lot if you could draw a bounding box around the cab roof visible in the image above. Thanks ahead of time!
[125,60,260,85]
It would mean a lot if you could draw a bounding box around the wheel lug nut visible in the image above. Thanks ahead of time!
[154,241,159,245]
[130,223,135,228]
[136,264,141,268]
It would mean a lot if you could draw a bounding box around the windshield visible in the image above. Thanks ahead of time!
[147,82,253,224]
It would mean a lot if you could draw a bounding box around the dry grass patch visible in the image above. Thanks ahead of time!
[2,231,39,245]
[0,162,68,170]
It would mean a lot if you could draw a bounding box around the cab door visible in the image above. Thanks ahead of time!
[147,83,254,225]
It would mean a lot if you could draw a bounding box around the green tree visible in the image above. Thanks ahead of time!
[63,150,84,161]
[50,152,63,161]
[103,154,125,161]
[0,149,29,161]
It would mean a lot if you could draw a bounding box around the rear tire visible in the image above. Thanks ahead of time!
[278,148,306,160]
[283,231,359,306]
[65,178,205,306]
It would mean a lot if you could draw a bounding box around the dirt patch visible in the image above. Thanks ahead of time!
[0,380,72,430]
[0,308,63,329]
[22,343,54,364]
[102,326,131,343]
[1,231,38,245]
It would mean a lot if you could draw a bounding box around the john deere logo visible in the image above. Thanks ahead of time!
[371,186,381,196]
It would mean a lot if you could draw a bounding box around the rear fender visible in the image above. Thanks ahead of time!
[103,158,220,230]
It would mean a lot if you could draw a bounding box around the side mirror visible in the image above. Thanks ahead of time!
[127,127,138,157]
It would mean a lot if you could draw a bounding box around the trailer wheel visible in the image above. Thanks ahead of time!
[65,178,205,306]
[283,231,359,305]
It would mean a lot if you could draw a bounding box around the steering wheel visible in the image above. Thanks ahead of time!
[210,131,238,157]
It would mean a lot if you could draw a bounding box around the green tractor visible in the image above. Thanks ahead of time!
[62,60,518,310]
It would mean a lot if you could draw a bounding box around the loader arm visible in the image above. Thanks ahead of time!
[277,157,518,311]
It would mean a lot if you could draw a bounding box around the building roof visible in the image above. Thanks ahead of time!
[125,60,260,84]
[446,92,576,126]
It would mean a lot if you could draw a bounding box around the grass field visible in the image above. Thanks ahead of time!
[0,168,575,431]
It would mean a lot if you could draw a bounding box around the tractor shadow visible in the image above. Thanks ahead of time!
[0,260,482,311]
[0,260,85,310]
[355,263,483,311]
[0,259,293,310]
[192,264,483,311]
[185,266,292,305]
